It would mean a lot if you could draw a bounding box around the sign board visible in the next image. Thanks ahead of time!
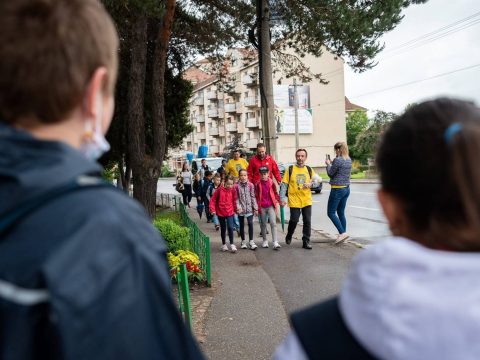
[273,85,313,134]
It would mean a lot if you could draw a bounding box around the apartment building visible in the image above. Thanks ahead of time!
[180,47,347,168]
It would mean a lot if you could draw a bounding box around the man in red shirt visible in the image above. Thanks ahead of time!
[248,143,281,185]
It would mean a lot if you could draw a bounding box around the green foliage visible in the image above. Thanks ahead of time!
[346,110,369,161]
[355,111,397,160]
[164,70,194,148]
[156,210,183,224]
[153,218,190,253]
[101,164,118,183]
[160,164,174,178]
[272,0,428,81]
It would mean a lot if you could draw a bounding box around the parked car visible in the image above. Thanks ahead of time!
[278,163,322,194]
[191,157,225,175]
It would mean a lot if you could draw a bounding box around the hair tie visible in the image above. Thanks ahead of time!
[444,123,463,144]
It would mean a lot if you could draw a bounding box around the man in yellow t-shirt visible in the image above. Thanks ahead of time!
[280,148,317,249]
[226,149,249,178]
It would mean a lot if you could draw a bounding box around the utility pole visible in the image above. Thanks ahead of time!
[257,0,277,159]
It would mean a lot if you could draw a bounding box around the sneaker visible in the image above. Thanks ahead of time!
[262,240,269,248]
[273,241,281,250]
[249,240,258,250]
[240,240,248,249]
[335,233,349,245]
[221,244,228,252]
[230,244,237,253]
[215,225,220,231]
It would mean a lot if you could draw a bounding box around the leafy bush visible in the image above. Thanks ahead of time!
[351,168,361,175]
[153,218,190,253]
[156,210,182,225]
[359,165,369,172]
[160,164,174,178]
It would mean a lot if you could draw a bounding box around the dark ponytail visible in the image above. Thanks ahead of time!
[376,98,480,251]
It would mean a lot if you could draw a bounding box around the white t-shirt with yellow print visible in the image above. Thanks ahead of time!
[282,165,316,208]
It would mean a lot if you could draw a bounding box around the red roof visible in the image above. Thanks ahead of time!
[345,97,367,112]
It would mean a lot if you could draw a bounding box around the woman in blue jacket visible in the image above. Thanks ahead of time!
[325,142,352,244]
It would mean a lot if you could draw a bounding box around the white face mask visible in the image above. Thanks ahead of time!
[80,94,110,160]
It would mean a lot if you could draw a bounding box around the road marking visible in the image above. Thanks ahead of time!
[321,190,377,195]
[349,205,381,211]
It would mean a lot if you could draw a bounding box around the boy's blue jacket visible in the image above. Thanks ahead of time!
[0,123,203,360]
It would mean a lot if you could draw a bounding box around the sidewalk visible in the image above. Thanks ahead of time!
[186,207,360,359]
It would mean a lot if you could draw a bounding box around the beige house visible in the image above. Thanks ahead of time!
[175,47,347,168]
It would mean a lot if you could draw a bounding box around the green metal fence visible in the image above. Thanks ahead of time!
[176,263,192,329]
[178,201,212,287]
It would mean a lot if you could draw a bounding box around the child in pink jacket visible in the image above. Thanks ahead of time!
[210,176,238,253]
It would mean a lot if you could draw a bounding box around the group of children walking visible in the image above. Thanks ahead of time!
[207,166,280,253]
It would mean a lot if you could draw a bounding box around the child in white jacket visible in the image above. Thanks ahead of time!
[235,169,258,250]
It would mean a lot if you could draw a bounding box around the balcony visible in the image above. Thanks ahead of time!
[246,138,259,149]
[225,81,241,94]
[210,126,224,136]
[196,114,205,123]
[237,122,245,134]
[246,118,259,128]
[197,132,206,140]
[194,96,204,106]
[225,122,237,132]
[206,90,218,100]
[207,108,225,118]
[224,103,237,113]
[242,73,258,86]
[210,145,219,154]
[235,102,242,112]
[244,96,259,108]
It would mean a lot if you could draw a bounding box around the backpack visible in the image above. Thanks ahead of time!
[0,176,111,237]
[286,165,313,197]
[175,176,184,193]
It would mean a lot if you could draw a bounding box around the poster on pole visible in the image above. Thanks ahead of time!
[273,85,313,134]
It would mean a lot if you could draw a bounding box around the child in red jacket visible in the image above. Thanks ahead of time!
[210,176,238,253]
[255,166,281,249]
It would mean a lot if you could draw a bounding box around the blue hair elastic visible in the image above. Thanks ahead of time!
[444,123,463,144]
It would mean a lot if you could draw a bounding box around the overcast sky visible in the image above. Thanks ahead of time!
[343,0,480,114]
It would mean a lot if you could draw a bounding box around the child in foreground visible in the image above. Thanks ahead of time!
[274,98,480,360]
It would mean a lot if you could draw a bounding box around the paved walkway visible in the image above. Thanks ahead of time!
[186,207,361,359]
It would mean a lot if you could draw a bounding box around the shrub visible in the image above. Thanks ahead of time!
[160,164,174,178]
[359,165,369,172]
[351,168,361,175]
[153,218,190,253]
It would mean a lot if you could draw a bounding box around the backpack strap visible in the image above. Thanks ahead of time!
[289,165,312,180]
[306,165,312,179]
[0,175,112,238]
[288,165,293,183]
[291,297,375,359]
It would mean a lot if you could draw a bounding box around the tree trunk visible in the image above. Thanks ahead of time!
[127,13,153,213]
[152,0,177,162]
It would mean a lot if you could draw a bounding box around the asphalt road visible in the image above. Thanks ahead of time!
[157,178,391,244]
[286,182,391,245]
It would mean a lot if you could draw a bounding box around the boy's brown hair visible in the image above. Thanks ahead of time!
[0,0,118,125]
